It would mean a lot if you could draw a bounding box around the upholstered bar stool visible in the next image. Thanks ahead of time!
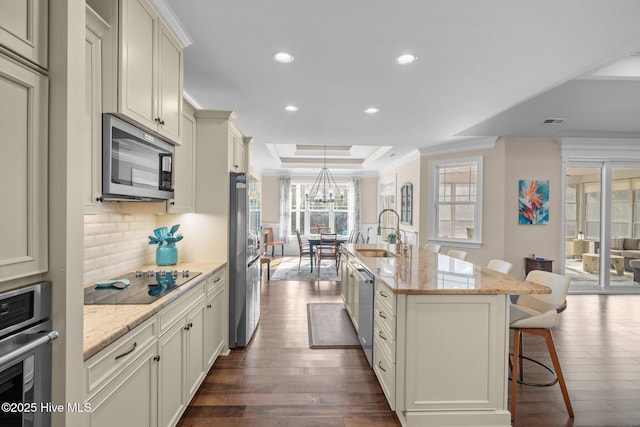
[423,243,442,253]
[447,249,468,260]
[509,270,574,421]
[487,259,513,274]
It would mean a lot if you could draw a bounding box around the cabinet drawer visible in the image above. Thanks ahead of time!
[158,281,205,334]
[207,268,225,294]
[85,315,158,398]
[375,280,396,316]
[374,324,395,364]
[373,337,396,410]
[374,299,396,341]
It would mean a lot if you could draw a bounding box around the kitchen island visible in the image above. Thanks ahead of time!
[341,243,549,427]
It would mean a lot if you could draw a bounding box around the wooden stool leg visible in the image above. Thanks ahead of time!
[267,262,270,280]
[543,329,574,417]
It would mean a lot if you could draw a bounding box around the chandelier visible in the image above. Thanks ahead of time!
[305,146,343,203]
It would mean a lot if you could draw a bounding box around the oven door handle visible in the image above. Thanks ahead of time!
[0,331,59,370]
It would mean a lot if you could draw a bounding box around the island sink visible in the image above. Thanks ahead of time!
[356,249,398,258]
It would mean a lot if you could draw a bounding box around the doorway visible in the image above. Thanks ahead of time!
[564,163,640,293]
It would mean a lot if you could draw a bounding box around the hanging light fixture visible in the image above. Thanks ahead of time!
[305,145,344,203]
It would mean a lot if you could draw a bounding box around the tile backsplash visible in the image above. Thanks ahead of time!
[84,203,156,285]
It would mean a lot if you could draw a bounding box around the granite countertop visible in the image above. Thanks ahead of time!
[83,261,226,361]
[342,243,550,296]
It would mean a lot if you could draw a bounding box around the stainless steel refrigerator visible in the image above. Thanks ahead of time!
[229,172,261,348]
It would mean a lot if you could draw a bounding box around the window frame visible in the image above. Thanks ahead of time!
[289,181,352,236]
[429,156,483,248]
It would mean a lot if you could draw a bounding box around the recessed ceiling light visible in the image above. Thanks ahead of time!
[274,52,294,63]
[364,107,379,114]
[285,105,298,112]
[396,54,417,65]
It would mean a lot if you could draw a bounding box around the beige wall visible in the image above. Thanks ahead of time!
[261,175,281,224]
[360,177,379,224]
[504,137,562,278]
[157,213,229,262]
[380,157,421,236]
[418,142,506,264]
[417,137,562,278]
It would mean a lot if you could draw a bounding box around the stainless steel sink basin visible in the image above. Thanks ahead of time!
[356,249,399,258]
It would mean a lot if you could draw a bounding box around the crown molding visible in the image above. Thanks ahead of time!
[150,0,193,48]
[418,137,498,157]
[377,149,421,175]
[559,137,640,161]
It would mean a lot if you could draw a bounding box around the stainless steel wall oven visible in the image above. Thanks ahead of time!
[0,282,58,427]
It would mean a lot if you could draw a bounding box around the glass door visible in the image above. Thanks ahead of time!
[565,165,602,291]
[565,163,640,292]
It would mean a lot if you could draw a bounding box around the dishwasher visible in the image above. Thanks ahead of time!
[355,268,374,367]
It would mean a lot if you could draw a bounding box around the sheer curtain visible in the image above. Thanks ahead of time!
[349,177,361,236]
[279,176,291,243]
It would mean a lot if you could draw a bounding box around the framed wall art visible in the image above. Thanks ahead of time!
[519,179,549,224]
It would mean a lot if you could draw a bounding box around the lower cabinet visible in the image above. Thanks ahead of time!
[158,296,205,427]
[85,316,159,427]
[205,270,226,367]
[84,266,228,427]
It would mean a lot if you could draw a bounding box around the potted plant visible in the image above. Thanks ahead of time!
[148,224,183,266]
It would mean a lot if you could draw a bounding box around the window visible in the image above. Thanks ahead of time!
[429,157,483,245]
[290,182,351,236]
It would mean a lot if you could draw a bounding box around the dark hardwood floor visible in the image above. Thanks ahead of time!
[178,266,640,427]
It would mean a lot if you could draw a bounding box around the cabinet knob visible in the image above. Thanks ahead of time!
[160,119,165,125]
[207,304,212,309]
[170,201,175,205]
[154,117,161,123]
[153,355,161,362]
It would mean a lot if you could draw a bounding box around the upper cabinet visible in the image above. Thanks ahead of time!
[89,0,183,145]
[0,53,48,282]
[84,6,110,214]
[168,100,197,213]
[0,0,48,68]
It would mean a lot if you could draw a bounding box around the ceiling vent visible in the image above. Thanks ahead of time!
[543,118,566,124]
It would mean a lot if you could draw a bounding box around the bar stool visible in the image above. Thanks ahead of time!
[509,270,574,421]
[260,257,271,280]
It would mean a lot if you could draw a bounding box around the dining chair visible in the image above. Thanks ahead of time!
[509,270,574,421]
[423,243,442,253]
[295,230,314,271]
[487,259,513,274]
[264,227,284,257]
[315,233,339,275]
[447,249,468,260]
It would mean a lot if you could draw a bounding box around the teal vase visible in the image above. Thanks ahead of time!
[156,243,178,266]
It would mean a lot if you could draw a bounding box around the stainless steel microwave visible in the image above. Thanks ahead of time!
[102,114,175,200]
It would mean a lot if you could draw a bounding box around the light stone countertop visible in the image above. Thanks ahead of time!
[83,261,226,361]
[342,243,550,295]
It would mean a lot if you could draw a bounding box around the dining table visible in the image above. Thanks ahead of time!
[306,235,348,273]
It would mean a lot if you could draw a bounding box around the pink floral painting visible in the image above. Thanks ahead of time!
[519,180,549,224]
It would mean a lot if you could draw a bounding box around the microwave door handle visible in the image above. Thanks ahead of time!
[159,153,173,191]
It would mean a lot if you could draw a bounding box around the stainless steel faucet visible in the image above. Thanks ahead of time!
[377,208,402,254]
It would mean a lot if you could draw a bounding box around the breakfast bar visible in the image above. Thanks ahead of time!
[340,243,550,427]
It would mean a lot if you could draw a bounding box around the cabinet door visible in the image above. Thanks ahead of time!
[119,0,157,131]
[0,53,48,282]
[232,135,245,172]
[205,282,225,368]
[0,0,47,68]
[88,343,158,427]
[158,320,185,427]
[157,21,183,142]
[84,6,109,214]
[186,301,206,400]
[168,105,196,213]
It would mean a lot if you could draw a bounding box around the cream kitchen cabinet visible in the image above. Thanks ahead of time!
[0,52,48,283]
[0,0,47,68]
[88,0,183,144]
[168,99,197,213]
[84,6,109,214]
[84,316,159,427]
[205,268,227,368]
[340,252,359,330]
[157,280,206,427]
[194,110,249,214]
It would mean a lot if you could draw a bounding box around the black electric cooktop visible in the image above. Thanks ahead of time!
[84,270,201,305]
